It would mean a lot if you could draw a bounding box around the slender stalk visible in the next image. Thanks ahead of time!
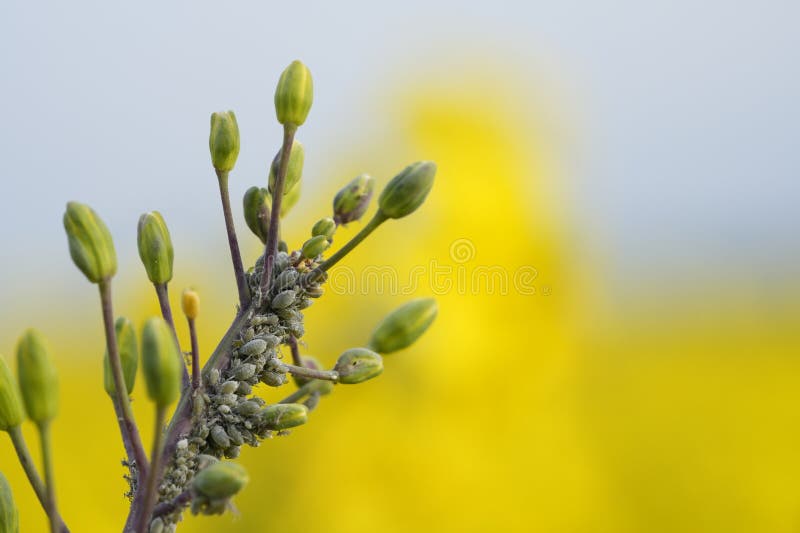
[111,397,138,475]
[305,212,386,284]
[7,427,69,533]
[278,381,317,404]
[287,335,303,367]
[136,407,168,533]
[155,283,190,390]
[188,317,200,390]
[259,125,297,297]
[279,363,339,382]
[99,280,149,474]
[216,169,250,308]
[39,422,58,533]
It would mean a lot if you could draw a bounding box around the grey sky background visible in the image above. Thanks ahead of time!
[1,0,798,300]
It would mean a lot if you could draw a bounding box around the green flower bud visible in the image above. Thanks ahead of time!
[369,298,438,354]
[192,461,249,500]
[103,317,139,397]
[141,317,182,408]
[63,202,117,284]
[181,288,200,320]
[311,217,336,239]
[281,180,301,217]
[16,329,58,424]
[333,174,375,224]
[268,140,304,196]
[334,348,383,384]
[242,187,271,243]
[0,356,24,431]
[0,471,19,533]
[301,235,330,259]
[274,60,313,127]
[137,211,174,285]
[259,403,308,430]
[378,161,437,219]
[209,111,240,172]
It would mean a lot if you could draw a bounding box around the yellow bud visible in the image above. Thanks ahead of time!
[0,356,24,431]
[274,60,313,127]
[16,329,58,424]
[141,318,182,408]
[103,317,138,397]
[209,110,240,172]
[181,288,200,320]
[63,202,117,283]
[137,211,174,285]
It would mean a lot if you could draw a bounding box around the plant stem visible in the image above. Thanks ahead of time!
[188,317,200,390]
[39,422,58,533]
[216,169,250,308]
[99,280,149,475]
[288,335,302,367]
[305,212,386,284]
[7,427,69,533]
[259,125,297,298]
[155,282,190,390]
[111,397,138,475]
[136,407,167,533]
[152,490,191,518]
[125,309,252,531]
[279,363,339,382]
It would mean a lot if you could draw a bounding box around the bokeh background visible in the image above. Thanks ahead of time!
[2,1,800,531]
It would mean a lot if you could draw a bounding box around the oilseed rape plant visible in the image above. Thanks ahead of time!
[0,60,438,533]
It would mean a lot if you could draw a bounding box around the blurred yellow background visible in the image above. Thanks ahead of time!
[2,1,800,532]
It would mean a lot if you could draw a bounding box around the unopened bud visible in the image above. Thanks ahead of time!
[193,461,249,500]
[209,111,240,172]
[274,60,313,127]
[268,140,304,196]
[141,317,182,408]
[281,180,301,217]
[63,202,117,283]
[259,403,308,430]
[301,235,330,259]
[378,161,436,219]
[369,298,438,354]
[104,317,139,397]
[16,329,58,424]
[333,174,375,224]
[181,288,200,320]
[334,348,383,384]
[242,187,271,243]
[311,217,336,239]
[137,211,174,285]
[0,356,24,431]
[0,472,19,533]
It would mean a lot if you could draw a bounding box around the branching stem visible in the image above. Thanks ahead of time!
[306,212,386,284]
[279,363,339,382]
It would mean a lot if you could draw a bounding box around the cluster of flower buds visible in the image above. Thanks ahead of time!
[0,58,442,533]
